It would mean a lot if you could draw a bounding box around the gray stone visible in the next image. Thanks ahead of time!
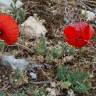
[30,72,37,80]
[1,55,29,71]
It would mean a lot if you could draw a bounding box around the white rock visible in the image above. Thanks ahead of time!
[2,55,29,71]
[81,10,95,21]
[47,88,56,96]
[21,16,47,39]
[0,0,23,9]
[68,89,75,96]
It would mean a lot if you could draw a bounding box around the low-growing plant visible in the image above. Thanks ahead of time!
[36,35,47,56]
[50,46,63,59]
[36,36,76,61]
[0,90,6,96]
[62,43,76,55]
[57,65,91,93]
[33,88,47,96]
[9,69,28,87]
[46,46,63,61]
[12,91,27,96]
[10,0,26,23]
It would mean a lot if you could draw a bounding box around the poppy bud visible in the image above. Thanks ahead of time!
[0,13,19,45]
[64,22,94,48]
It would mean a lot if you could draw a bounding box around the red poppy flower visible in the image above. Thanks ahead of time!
[64,22,94,48]
[0,13,19,45]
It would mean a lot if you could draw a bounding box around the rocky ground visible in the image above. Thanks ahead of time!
[0,0,96,96]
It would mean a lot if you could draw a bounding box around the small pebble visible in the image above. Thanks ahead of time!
[30,72,37,80]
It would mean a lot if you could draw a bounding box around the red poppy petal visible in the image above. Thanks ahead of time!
[0,13,19,45]
[64,26,77,40]
[64,22,94,48]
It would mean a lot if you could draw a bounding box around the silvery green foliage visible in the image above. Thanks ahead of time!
[57,65,91,93]
[12,91,27,96]
[0,90,6,96]
[33,88,47,96]
[10,0,26,23]
[36,35,47,56]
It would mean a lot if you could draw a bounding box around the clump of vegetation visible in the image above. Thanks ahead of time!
[0,90,6,96]
[47,45,63,60]
[10,0,26,23]
[9,69,28,87]
[62,43,76,55]
[12,91,27,96]
[57,65,91,93]
[36,35,47,56]
[36,35,75,61]
[33,88,48,96]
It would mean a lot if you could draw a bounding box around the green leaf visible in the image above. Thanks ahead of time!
[56,65,91,93]
[62,43,75,55]
[67,71,89,84]
[51,46,63,59]
[74,81,91,93]
[36,36,47,56]
[10,0,26,23]
[57,65,68,81]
